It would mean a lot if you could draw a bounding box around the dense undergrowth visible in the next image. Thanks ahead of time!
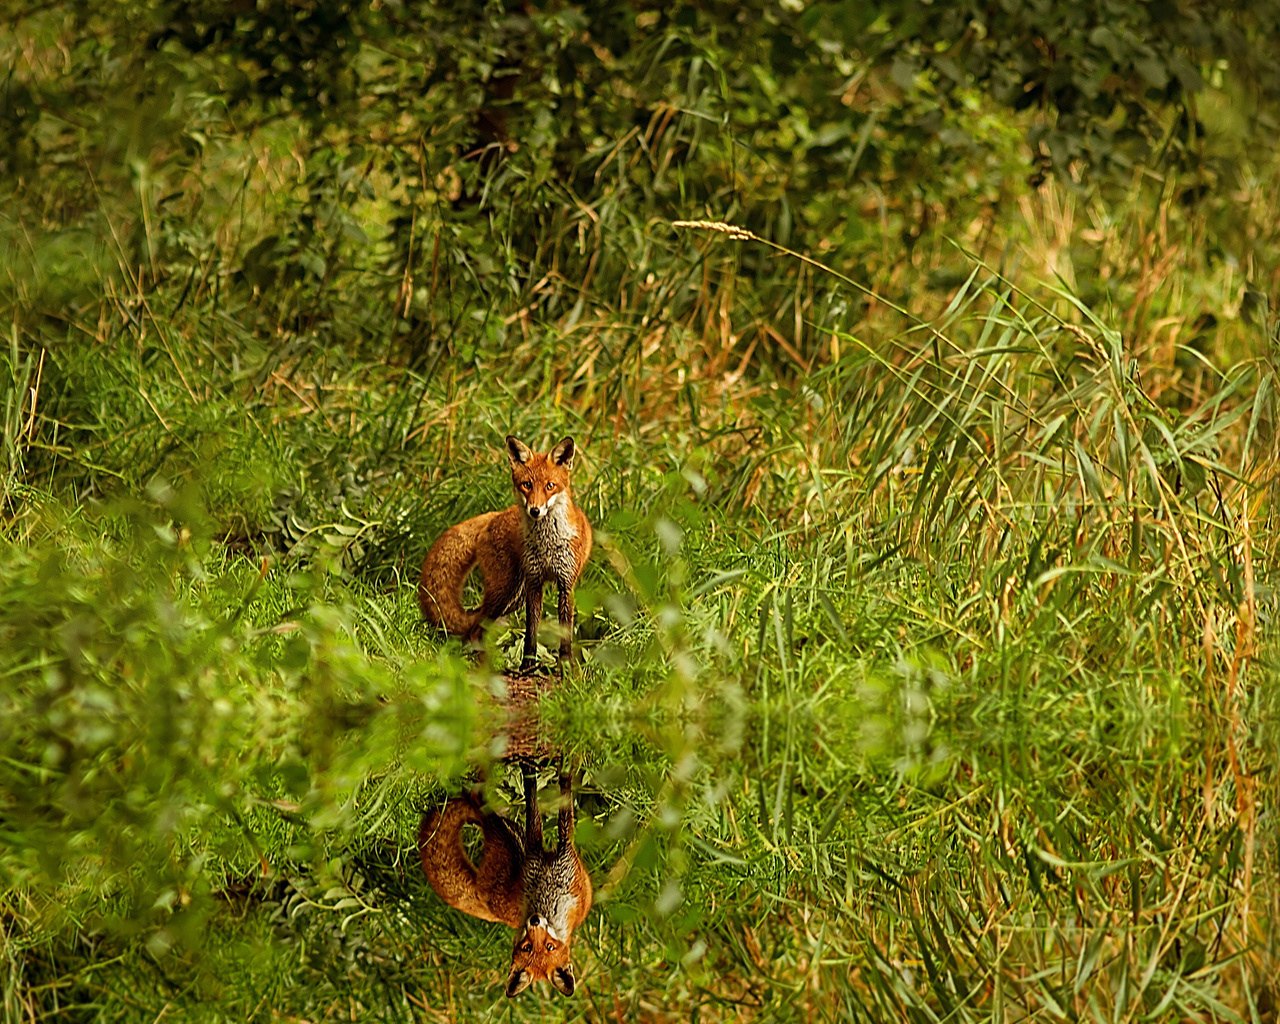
[3,2,1280,1021]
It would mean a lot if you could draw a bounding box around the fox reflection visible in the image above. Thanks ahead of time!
[418,764,592,996]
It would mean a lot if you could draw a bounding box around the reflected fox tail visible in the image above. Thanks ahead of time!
[418,797,523,926]
[419,798,483,887]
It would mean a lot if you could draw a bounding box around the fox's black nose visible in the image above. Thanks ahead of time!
[528,914,547,928]
[528,506,544,518]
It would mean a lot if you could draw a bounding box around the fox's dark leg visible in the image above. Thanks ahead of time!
[463,580,518,672]
[521,761,544,854]
[556,761,574,854]
[472,587,515,646]
[556,581,575,671]
[521,572,543,673]
[478,575,520,618]
[475,550,522,644]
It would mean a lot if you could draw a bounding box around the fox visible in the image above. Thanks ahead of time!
[418,435,593,672]
[418,765,593,997]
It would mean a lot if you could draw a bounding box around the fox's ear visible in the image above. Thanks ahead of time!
[506,436,533,466]
[505,968,531,998]
[550,964,576,996]
[550,437,575,468]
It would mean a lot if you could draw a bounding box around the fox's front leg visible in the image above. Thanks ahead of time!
[556,582,575,669]
[555,763,574,853]
[522,761,544,853]
[521,574,543,673]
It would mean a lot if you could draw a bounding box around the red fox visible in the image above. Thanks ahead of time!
[418,765,593,997]
[418,436,593,672]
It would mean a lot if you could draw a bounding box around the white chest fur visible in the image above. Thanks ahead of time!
[521,497,578,585]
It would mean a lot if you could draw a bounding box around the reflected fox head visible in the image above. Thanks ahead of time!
[506,436,576,522]
[505,913,577,997]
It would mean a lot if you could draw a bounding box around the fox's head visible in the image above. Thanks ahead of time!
[506,436,576,522]
[505,913,577,997]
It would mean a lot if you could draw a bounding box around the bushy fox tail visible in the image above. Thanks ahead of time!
[418,523,485,638]
[419,797,524,926]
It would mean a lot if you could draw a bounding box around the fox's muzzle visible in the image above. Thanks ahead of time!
[526,505,546,519]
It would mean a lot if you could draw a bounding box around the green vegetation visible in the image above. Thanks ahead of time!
[2,0,1277,1020]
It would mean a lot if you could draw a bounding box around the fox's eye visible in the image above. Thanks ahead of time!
[520,942,532,952]
[520,482,532,492]
[545,942,556,952]
[545,482,556,491]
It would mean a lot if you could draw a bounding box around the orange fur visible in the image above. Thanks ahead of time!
[417,796,524,925]
[418,436,592,670]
